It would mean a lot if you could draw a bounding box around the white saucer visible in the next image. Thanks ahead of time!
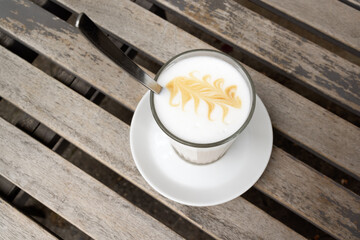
[130,92,273,206]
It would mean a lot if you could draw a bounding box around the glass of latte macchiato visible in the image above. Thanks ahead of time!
[150,49,256,164]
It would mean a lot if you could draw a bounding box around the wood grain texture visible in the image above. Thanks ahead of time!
[250,0,360,55]
[41,0,360,178]
[0,121,181,240]
[0,45,303,239]
[2,41,359,240]
[148,0,360,116]
[0,199,56,240]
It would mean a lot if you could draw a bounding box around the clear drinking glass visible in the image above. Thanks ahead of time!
[150,49,256,164]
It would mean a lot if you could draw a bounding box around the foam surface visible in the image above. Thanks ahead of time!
[154,55,251,144]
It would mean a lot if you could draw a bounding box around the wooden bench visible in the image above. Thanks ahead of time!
[0,0,359,239]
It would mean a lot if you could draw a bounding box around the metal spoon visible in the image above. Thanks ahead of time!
[75,13,162,94]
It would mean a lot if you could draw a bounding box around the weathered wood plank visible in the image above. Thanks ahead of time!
[147,0,360,116]
[250,0,360,55]
[0,44,303,239]
[0,120,182,240]
[2,39,360,239]
[37,0,360,179]
[0,198,57,240]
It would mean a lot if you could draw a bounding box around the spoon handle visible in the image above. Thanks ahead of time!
[75,13,162,94]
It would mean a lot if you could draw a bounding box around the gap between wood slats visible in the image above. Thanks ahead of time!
[339,0,360,11]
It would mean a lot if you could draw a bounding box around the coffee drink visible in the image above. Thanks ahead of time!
[151,50,255,164]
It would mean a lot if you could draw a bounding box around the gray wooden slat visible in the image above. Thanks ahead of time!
[340,0,360,10]
[1,38,359,240]
[250,0,360,56]
[0,198,57,240]
[146,0,360,116]
[0,44,303,239]
[12,0,356,180]
[0,121,181,240]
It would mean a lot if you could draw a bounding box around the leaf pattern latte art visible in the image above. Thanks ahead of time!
[166,72,242,121]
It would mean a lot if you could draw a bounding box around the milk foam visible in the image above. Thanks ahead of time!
[154,55,251,144]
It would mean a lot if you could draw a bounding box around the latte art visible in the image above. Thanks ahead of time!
[166,72,242,121]
[153,53,252,144]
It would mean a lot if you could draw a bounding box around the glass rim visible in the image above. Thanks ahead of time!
[150,49,256,148]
